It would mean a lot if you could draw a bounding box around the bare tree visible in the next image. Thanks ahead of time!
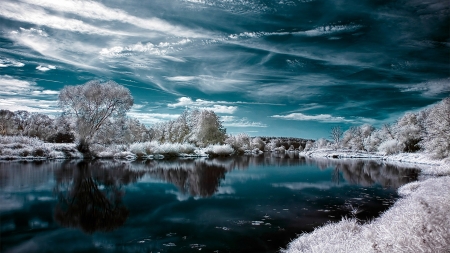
[330,126,343,149]
[58,80,133,153]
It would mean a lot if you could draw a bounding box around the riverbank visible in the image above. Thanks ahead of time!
[282,149,450,253]
[282,175,450,253]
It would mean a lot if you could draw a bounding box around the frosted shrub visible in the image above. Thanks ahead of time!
[156,142,196,156]
[378,139,403,155]
[205,144,234,156]
[422,97,450,158]
[225,133,251,154]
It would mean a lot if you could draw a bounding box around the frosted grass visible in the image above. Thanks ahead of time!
[282,176,450,253]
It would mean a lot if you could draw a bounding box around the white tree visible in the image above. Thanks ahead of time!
[422,97,450,158]
[190,110,226,147]
[330,126,343,149]
[0,110,15,135]
[58,80,133,152]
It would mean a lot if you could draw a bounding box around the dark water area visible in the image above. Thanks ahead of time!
[0,154,420,253]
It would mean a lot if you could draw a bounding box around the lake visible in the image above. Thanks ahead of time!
[0,153,420,253]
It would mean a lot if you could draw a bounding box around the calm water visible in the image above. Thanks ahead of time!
[0,154,420,253]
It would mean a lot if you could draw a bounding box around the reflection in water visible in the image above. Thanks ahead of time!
[145,160,227,197]
[303,157,419,188]
[0,156,421,253]
[139,154,419,197]
[53,160,145,233]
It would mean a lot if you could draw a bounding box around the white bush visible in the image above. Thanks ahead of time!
[205,144,234,156]
[378,139,403,155]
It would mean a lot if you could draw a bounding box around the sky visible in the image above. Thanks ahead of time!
[0,0,449,139]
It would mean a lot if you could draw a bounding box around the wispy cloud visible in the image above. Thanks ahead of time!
[127,111,180,125]
[167,97,237,114]
[165,75,246,93]
[227,25,363,40]
[0,57,25,67]
[271,113,352,123]
[20,0,208,38]
[1,1,125,35]
[398,78,450,97]
[168,97,284,108]
[0,97,59,113]
[221,116,267,128]
[0,75,59,113]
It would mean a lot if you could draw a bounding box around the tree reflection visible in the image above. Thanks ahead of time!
[146,159,227,197]
[54,160,145,233]
[304,158,419,188]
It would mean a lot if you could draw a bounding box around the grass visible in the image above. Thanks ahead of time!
[282,176,450,253]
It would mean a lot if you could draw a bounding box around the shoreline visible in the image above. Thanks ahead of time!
[283,150,450,253]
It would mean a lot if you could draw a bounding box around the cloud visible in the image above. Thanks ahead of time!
[0,58,25,67]
[127,111,180,125]
[8,27,104,71]
[0,75,36,95]
[20,0,208,38]
[221,116,267,128]
[271,113,352,123]
[398,78,450,97]
[0,97,59,113]
[167,97,237,114]
[199,105,237,114]
[0,76,59,113]
[0,1,125,35]
[168,97,213,107]
[165,75,246,93]
[227,25,363,40]
[36,65,56,72]
[99,40,191,58]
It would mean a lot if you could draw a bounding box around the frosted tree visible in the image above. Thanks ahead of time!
[25,113,55,140]
[58,80,133,153]
[342,124,374,151]
[190,110,226,147]
[330,126,343,149]
[251,137,265,151]
[0,110,15,135]
[315,138,328,149]
[225,133,251,154]
[422,97,450,158]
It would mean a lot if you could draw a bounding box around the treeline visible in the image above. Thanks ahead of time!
[313,97,450,159]
[0,80,229,155]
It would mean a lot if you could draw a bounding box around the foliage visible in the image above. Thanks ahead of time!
[58,80,133,152]
[421,97,450,158]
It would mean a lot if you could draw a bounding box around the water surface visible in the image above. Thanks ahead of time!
[0,154,420,252]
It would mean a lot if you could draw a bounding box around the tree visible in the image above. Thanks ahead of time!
[0,110,15,135]
[422,97,450,158]
[330,126,343,149]
[58,80,133,153]
[190,110,226,147]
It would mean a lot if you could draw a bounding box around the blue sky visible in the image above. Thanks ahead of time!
[0,0,449,139]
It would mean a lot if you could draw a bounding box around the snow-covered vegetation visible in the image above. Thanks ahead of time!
[302,96,450,162]
[0,135,82,159]
[282,176,450,253]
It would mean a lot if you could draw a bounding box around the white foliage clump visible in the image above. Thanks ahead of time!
[422,97,450,158]
[0,135,80,159]
[225,133,251,153]
[315,138,328,149]
[204,144,234,156]
[129,141,196,157]
[378,139,403,155]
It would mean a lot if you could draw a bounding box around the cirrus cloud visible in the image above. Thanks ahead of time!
[271,113,352,123]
